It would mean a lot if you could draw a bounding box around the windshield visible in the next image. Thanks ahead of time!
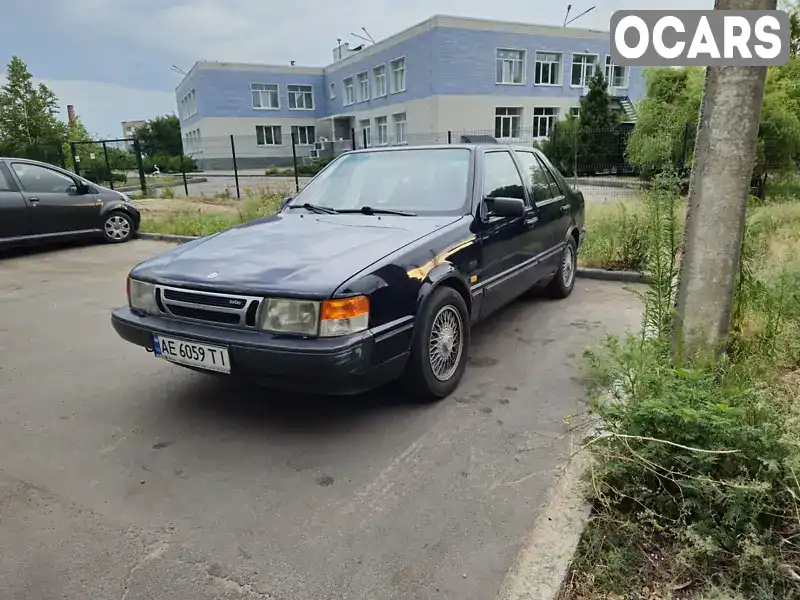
[287,148,472,215]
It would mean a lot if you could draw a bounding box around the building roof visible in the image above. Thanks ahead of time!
[175,13,611,90]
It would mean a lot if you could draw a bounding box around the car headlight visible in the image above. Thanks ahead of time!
[258,296,369,337]
[259,298,320,336]
[127,277,159,315]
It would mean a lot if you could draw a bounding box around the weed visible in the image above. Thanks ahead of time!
[563,176,800,600]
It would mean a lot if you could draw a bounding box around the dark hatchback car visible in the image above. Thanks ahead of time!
[0,157,141,247]
[112,145,585,401]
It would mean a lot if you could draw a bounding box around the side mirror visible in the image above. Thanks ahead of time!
[69,182,89,195]
[486,196,525,218]
[280,196,293,209]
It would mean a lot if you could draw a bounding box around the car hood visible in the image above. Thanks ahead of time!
[131,212,463,296]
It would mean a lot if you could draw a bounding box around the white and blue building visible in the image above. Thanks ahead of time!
[175,14,645,169]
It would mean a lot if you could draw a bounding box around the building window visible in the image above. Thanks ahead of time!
[373,65,387,97]
[287,84,314,110]
[534,52,561,85]
[359,119,371,146]
[329,82,336,99]
[356,71,369,102]
[255,125,282,146]
[571,54,598,87]
[375,116,388,145]
[392,112,407,144]
[251,83,279,109]
[533,107,558,138]
[343,77,355,106]
[291,125,315,145]
[390,57,406,93]
[495,107,522,139]
[605,56,629,88]
[496,49,525,84]
[179,90,197,120]
[184,128,202,154]
[570,107,580,118]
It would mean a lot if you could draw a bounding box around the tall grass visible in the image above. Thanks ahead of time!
[561,183,800,600]
[140,193,283,237]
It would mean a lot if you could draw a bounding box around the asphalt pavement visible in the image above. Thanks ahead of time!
[0,239,643,600]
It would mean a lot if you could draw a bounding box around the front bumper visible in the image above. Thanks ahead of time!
[111,307,413,395]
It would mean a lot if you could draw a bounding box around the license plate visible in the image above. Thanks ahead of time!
[152,335,231,374]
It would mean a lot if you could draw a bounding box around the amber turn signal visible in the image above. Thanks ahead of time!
[321,295,370,321]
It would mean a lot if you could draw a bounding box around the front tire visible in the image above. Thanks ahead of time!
[102,211,134,244]
[545,236,578,299]
[403,286,470,402]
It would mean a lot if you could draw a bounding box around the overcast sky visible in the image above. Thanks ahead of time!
[0,0,712,138]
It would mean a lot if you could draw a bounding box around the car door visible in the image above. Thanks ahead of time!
[515,150,567,276]
[477,150,549,318]
[536,152,572,248]
[0,162,29,240]
[9,162,101,235]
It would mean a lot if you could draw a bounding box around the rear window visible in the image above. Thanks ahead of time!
[290,148,472,215]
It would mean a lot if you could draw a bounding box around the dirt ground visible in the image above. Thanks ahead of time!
[134,196,243,217]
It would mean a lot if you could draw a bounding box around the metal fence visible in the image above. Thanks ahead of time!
[175,126,675,203]
[1,124,702,202]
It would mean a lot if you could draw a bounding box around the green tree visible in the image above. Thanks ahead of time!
[136,114,182,157]
[624,67,705,176]
[577,66,618,173]
[0,56,67,160]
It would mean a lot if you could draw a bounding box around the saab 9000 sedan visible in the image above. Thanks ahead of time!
[111,144,585,401]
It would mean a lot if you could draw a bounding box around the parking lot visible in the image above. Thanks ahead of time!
[0,240,643,600]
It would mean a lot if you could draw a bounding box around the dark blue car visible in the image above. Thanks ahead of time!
[111,144,585,401]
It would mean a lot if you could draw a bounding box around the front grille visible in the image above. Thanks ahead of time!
[163,288,248,309]
[167,305,241,325]
[156,285,262,329]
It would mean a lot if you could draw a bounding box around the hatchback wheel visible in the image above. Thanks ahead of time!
[103,211,134,243]
[546,236,578,298]
[404,286,470,402]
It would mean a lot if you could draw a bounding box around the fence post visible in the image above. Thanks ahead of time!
[230,134,241,199]
[70,142,79,177]
[448,131,452,144]
[133,139,147,196]
[291,132,300,193]
[351,128,356,151]
[180,154,189,196]
[572,129,578,180]
[679,123,690,173]
[102,141,113,190]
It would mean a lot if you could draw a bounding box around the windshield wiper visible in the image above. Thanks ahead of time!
[337,206,417,216]
[287,203,339,215]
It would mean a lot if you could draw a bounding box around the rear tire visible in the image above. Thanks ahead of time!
[102,211,134,244]
[403,286,470,403]
[545,236,578,299]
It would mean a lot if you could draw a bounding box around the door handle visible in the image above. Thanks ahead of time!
[29,197,39,204]
[524,215,538,227]
[560,204,570,213]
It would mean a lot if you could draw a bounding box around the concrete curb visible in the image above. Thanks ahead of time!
[134,235,653,285]
[118,177,208,193]
[576,267,652,284]
[494,445,593,600]
[136,232,199,244]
